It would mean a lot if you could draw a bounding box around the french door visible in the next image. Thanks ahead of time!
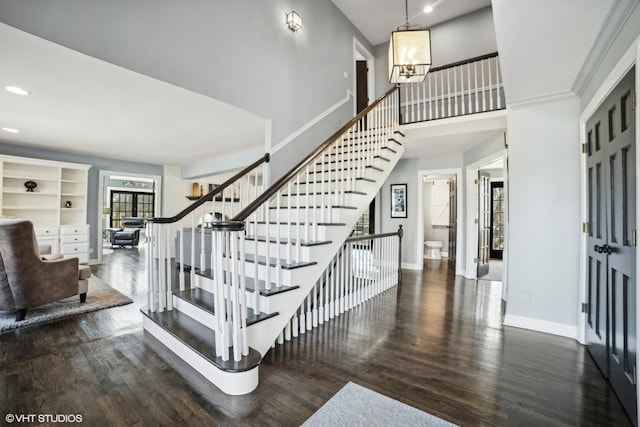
[448,175,457,270]
[585,66,636,424]
[110,190,155,229]
[477,171,491,277]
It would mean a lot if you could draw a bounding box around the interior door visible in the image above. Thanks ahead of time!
[490,181,504,260]
[586,66,636,424]
[356,60,368,128]
[477,171,491,277]
[448,175,457,270]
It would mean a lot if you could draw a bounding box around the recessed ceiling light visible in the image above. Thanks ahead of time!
[423,5,434,13]
[4,86,30,96]
[2,127,19,134]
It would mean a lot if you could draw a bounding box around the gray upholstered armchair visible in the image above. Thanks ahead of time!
[0,218,90,321]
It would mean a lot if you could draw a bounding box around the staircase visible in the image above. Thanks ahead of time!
[142,88,403,395]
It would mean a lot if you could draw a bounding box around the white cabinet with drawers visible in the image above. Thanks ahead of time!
[35,226,60,254]
[60,225,90,264]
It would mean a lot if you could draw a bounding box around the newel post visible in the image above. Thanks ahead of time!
[397,224,403,285]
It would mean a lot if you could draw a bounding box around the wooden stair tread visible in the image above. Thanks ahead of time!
[280,190,367,196]
[174,287,279,325]
[254,221,346,226]
[317,155,391,164]
[141,308,262,373]
[192,271,300,296]
[268,205,357,210]
[244,253,317,270]
[244,235,332,246]
[307,165,383,173]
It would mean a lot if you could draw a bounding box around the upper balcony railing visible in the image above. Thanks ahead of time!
[400,52,504,125]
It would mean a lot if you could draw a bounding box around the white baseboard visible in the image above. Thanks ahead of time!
[401,262,422,270]
[503,314,577,340]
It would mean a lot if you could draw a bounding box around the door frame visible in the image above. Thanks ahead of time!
[578,41,640,347]
[416,168,463,274]
[97,170,162,263]
[465,151,508,282]
[353,37,375,116]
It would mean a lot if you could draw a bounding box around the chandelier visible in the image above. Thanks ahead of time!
[388,0,432,84]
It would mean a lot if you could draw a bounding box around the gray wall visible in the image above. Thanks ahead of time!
[380,153,463,268]
[0,140,163,259]
[380,133,505,270]
[0,0,374,181]
[505,95,581,328]
[374,6,498,97]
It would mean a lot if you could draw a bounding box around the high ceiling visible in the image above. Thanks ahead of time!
[331,0,492,46]
[0,23,266,166]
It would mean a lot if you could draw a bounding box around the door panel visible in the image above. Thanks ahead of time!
[605,67,636,422]
[477,171,490,277]
[585,66,636,424]
[448,175,457,270]
[490,181,504,260]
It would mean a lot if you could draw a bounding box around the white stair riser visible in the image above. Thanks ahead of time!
[173,294,218,325]
[276,192,362,207]
[247,223,331,241]
[143,317,259,395]
[303,167,382,182]
[265,207,351,224]
[245,239,312,262]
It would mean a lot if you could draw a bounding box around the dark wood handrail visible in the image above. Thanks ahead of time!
[345,227,402,244]
[429,52,498,73]
[231,86,399,223]
[147,153,270,224]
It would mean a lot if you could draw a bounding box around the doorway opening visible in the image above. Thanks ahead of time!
[416,168,463,274]
[465,152,507,286]
[478,157,505,282]
[353,38,375,117]
[97,171,162,263]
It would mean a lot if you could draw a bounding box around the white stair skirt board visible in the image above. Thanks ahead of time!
[503,314,578,340]
[143,316,259,395]
[145,124,405,394]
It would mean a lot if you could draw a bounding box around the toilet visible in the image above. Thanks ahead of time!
[424,241,444,259]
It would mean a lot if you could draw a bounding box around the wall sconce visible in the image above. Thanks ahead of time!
[287,11,302,32]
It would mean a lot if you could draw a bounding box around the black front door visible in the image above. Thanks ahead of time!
[585,66,636,424]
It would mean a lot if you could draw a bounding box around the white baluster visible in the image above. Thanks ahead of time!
[496,56,503,109]
[481,58,486,112]
[468,62,473,113]
[447,68,451,118]
[454,65,458,116]
[474,61,479,113]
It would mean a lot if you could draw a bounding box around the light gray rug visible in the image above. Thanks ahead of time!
[0,275,133,332]
[302,382,458,426]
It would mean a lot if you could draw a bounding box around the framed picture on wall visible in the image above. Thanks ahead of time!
[390,183,407,218]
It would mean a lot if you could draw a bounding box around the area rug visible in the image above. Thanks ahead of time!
[0,275,133,332]
[302,382,458,426]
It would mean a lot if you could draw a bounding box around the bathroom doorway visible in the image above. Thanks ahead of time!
[416,168,463,274]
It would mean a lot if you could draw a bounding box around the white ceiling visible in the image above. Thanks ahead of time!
[0,23,266,166]
[331,0,492,46]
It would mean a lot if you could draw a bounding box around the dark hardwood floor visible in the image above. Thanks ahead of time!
[0,248,632,426]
